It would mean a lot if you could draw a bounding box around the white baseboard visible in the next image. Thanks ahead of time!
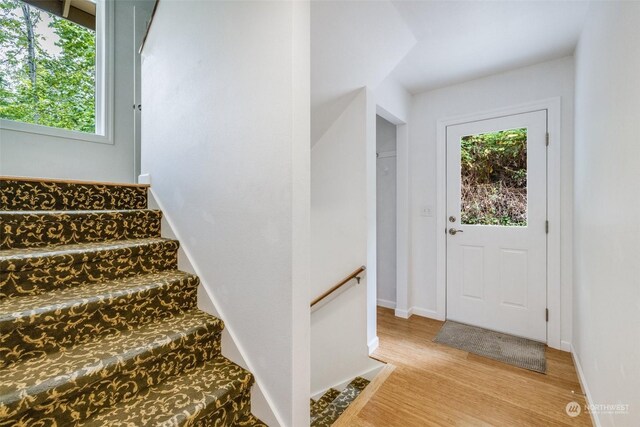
[410,306,444,321]
[377,299,396,309]
[368,336,379,354]
[392,306,444,321]
[560,340,572,352]
[571,344,601,427]
[394,307,411,318]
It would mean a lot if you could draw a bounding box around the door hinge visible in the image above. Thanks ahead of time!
[545,220,549,234]
[546,308,549,322]
[545,132,549,146]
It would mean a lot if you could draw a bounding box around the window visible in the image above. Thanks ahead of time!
[0,0,110,140]
[460,128,528,226]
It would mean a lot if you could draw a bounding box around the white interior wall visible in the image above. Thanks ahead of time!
[375,74,412,124]
[310,0,415,144]
[140,1,309,426]
[573,3,640,426]
[0,0,150,183]
[376,116,397,307]
[407,56,575,348]
[311,88,382,395]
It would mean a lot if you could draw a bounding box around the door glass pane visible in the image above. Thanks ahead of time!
[461,128,527,226]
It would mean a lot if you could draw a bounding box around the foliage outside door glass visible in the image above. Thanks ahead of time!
[460,128,527,226]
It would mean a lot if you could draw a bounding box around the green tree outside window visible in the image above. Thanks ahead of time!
[0,0,96,133]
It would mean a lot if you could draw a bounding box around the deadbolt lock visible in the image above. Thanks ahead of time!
[449,216,456,223]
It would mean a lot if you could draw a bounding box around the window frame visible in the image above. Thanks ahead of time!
[0,0,114,145]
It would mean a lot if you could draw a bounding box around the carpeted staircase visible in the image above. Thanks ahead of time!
[309,377,369,426]
[0,177,266,426]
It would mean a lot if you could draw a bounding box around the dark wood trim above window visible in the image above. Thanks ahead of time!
[21,0,96,30]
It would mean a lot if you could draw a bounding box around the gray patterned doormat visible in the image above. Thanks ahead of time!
[434,320,546,373]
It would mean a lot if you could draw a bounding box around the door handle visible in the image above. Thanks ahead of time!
[448,228,464,235]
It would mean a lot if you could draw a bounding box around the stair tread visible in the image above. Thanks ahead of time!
[1,209,163,250]
[0,309,223,414]
[78,355,254,426]
[310,388,340,419]
[0,270,195,325]
[233,413,269,426]
[0,177,148,211]
[311,377,369,427]
[0,270,199,367]
[0,208,160,217]
[0,176,149,188]
[0,237,178,272]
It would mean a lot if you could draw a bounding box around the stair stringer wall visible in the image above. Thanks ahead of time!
[139,2,310,426]
[148,191,279,427]
[311,88,383,395]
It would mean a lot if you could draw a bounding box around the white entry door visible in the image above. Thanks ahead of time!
[446,110,547,342]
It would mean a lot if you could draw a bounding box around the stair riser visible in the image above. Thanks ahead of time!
[0,180,147,211]
[1,327,222,426]
[0,276,199,367]
[193,392,252,427]
[234,414,269,427]
[81,390,252,427]
[76,354,253,426]
[0,211,162,249]
[0,246,178,299]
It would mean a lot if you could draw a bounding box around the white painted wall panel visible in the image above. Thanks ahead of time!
[311,88,381,394]
[140,2,309,425]
[573,3,640,426]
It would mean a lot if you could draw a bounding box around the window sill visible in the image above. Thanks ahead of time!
[0,119,113,145]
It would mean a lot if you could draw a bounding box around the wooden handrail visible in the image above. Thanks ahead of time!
[310,266,366,308]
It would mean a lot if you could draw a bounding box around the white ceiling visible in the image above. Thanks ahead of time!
[390,0,590,94]
[310,0,590,142]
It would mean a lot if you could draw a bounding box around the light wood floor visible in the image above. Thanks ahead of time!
[347,307,592,426]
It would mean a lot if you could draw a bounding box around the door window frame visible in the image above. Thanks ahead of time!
[0,0,114,145]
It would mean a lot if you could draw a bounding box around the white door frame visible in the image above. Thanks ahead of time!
[376,105,410,319]
[436,98,562,349]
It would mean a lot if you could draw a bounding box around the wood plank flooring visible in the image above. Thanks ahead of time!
[348,307,592,426]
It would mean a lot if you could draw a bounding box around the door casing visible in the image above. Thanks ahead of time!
[435,98,564,350]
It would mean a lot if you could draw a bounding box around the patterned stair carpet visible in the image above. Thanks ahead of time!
[310,377,369,426]
[0,177,267,426]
